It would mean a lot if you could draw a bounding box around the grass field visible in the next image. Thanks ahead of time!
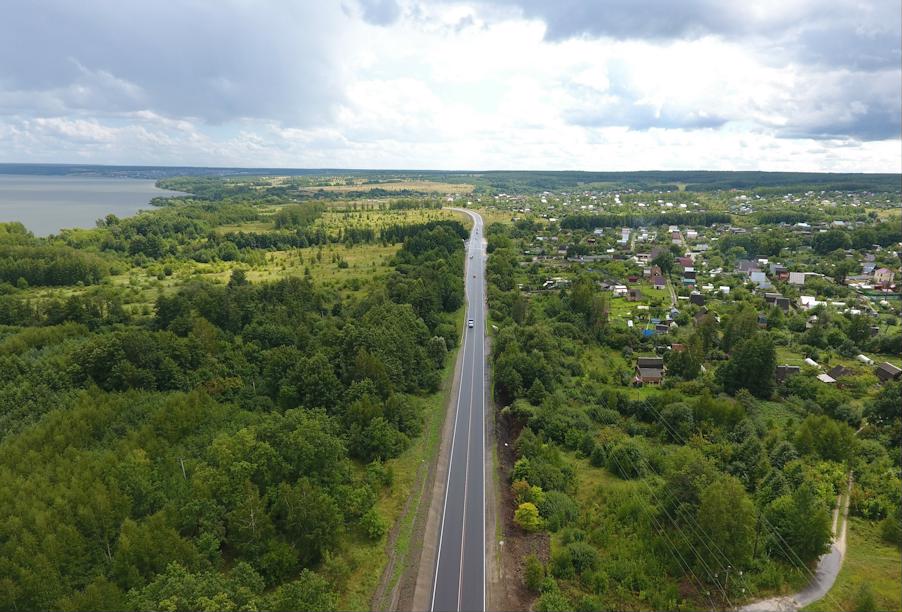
[804,517,902,612]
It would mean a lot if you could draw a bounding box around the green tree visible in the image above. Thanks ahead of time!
[527,378,547,405]
[652,251,674,275]
[697,476,756,568]
[766,482,832,564]
[722,305,759,352]
[794,415,856,463]
[717,333,776,399]
[606,440,645,479]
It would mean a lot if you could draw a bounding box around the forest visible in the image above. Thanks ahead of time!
[0,182,467,611]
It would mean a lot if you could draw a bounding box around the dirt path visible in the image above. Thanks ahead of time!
[741,473,853,612]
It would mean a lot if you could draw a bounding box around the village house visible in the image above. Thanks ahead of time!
[874,268,895,287]
[776,365,801,383]
[764,292,791,311]
[635,356,665,385]
[749,271,771,289]
[737,259,760,275]
[827,365,852,380]
[875,362,902,383]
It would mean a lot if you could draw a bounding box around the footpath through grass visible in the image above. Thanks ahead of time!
[804,517,902,612]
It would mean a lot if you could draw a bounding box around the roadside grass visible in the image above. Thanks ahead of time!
[337,305,466,611]
[472,207,518,227]
[804,517,902,612]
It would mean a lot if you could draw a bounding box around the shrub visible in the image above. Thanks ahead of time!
[565,541,599,575]
[514,502,543,532]
[523,555,544,592]
[606,440,645,479]
[538,491,578,532]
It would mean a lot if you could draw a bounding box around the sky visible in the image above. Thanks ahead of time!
[0,0,900,172]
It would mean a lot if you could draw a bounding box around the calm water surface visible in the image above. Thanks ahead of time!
[0,174,185,236]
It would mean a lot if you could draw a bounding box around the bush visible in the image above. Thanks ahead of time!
[524,555,545,592]
[514,502,543,532]
[535,582,572,612]
[589,444,607,468]
[879,516,901,547]
[360,509,386,540]
[565,541,599,575]
[606,440,645,479]
[853,583,877,612]
[538,491,578,532]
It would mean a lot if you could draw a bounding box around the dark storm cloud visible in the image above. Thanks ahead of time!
[0,1,348,125]
[474,0,901,70]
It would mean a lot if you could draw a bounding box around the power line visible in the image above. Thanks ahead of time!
[623,393,846,612]
[604,445,720,611]
[606,431,734,608]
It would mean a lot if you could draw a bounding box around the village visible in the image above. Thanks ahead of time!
[470,185,901,391]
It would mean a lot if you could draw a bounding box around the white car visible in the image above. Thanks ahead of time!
[468,319,474,328]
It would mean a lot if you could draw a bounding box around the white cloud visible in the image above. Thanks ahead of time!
[0,0,898,171]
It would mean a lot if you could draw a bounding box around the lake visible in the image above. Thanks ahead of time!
[0,174,185,236]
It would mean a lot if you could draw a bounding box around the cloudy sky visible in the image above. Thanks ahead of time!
[0,0,899,171]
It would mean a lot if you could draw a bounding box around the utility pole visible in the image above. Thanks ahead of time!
[179,457,187,480]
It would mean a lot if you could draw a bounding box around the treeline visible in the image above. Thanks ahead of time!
[561,211,731,230]
[381,219,467,244]
[810,222,902,254]
[0,221,465,611]
[273,204,324,229]
[756,210,816,225]
[0,244,110,286]
[387,221,467,330]
[219,229,331,251]
[216,219,466,253]
[388,199,442,210]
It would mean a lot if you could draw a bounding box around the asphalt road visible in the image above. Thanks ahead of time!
[431,209,487,612]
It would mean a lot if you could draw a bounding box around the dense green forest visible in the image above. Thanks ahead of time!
[0,183,467,610]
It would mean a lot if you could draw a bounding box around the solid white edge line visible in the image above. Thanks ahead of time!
[431,213,476,612]
[479,216,487,612]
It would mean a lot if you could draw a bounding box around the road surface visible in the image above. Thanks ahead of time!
[431,209,487,612]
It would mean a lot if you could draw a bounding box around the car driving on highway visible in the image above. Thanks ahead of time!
[468,319,474,328]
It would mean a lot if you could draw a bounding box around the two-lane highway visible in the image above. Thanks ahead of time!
[431,209,487,612]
